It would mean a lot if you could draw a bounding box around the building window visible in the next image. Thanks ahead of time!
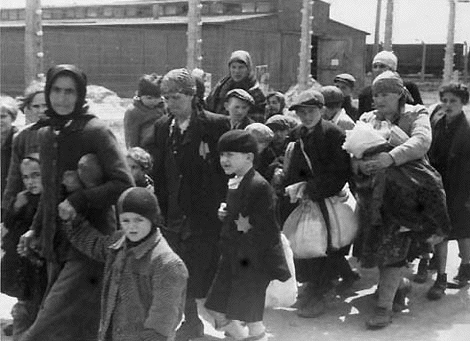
[210,3,223,14]
[51,9,63,19]
[65,9,75,18]
[86,7,99,18]
[241,3,255,13]
[164,5,177,15]
[201,3,210,15]
[136,6,152,17]
[42,9,52,19]
[1,11,9,20]
[75,8,85,18]
[103,7,113,17]
[8,9,19,20]
[114,7,125,18]
[126,6,137,17]
[256,2,272,13]
[18,9,25,20]
[224,3,242,14]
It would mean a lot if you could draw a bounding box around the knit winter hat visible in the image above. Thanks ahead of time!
[334,73,356,88]
[225,88,255,106]
[117,187,159,224]
[218,129,258,155]
[372,70,405,95]
[137,74,162,97]
[373,51,398,71]
[161,68,196,96]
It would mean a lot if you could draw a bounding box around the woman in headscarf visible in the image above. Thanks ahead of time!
[206,50,266,122]
[352,71,450,329]
[17,64,134,341]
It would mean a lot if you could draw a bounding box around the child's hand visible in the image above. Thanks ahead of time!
[58,199,77,221]
[17,230,35,257]
[62,170,83,193]
[235,214,252,233]
[218,202,228,221]
[13,190,29,212]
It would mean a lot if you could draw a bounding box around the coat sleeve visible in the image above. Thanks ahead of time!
[144,256,188,338]
[1,132,25,212]
[388,106,431,166]
[63,216,121,262]
[67,123,134,213]
[123,106,140,148]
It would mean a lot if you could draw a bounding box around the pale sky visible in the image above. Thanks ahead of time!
[2,0,470,44]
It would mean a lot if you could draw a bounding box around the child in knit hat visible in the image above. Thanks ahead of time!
[204,130,290,341]
[63,187,188,341]
[225,88,256,130]
[124,73,166,153]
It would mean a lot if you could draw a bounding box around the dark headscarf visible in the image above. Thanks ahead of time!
[43,64,88,128]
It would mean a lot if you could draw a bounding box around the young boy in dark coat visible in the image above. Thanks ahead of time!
[205,130,290,341]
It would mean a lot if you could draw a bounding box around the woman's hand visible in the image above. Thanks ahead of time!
[13,191,29,213]
[362,152,395,174]
[17,230,35,257]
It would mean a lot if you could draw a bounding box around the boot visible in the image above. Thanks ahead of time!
[413,258,429,283]
[175,298,204,341]
[296,294,326,318]
[366,306,393,329]
[447,264,470,289]
[244,322,267,341]
[426,273,447,300]
[291,283,314,309]
[219,320,249,340]
[393,278,412,312]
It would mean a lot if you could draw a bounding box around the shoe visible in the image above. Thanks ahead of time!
[243,331,268,341]
[291,283,314,309]
[393,278,412,312]
[296,296,326,318]
[3,323,13,336]
[175,319,204,341]
[220,320,249,340]
[426,273,447,300]
[337,271,361,294]
[366,307,393,330]
[448,264,470,288]
[413,259,429,283]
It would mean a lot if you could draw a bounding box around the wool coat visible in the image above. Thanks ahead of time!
[2,122,42,213]
[205,168,290,322]
[123,97,166,154]
[65,218,188,341]
[1,126,18,203]
[429,111,470,239]
[152,106,230,298]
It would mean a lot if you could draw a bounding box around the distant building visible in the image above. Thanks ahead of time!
[1,0,368,97]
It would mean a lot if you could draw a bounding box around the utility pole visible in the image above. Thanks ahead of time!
[383,0,393,51]
[373,0,382,57]
[443,0,456,83]
[186,0,203,71]
[24,0,44,90]
[421,41,427,82]
[297,0,314,90]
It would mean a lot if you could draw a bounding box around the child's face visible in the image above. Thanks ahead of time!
[140,95,164,109]
[225,97,250,123]
[126,157,146,183]
[21,161,42,195]
[272,129,289,145]
[220,151,253,176]
[120,212,152,242]
[267,96,282,114]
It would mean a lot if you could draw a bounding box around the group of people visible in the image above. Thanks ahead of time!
[0,47,468,341]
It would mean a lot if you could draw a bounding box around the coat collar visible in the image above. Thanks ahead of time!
[109,230,162,259]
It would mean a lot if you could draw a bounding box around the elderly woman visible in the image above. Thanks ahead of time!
[352,71,450,329]
[427,83,470,295]
[206,50,266,122]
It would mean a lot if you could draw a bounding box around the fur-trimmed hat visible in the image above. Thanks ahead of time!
[218,129,258,155]
[117,187,160,224]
